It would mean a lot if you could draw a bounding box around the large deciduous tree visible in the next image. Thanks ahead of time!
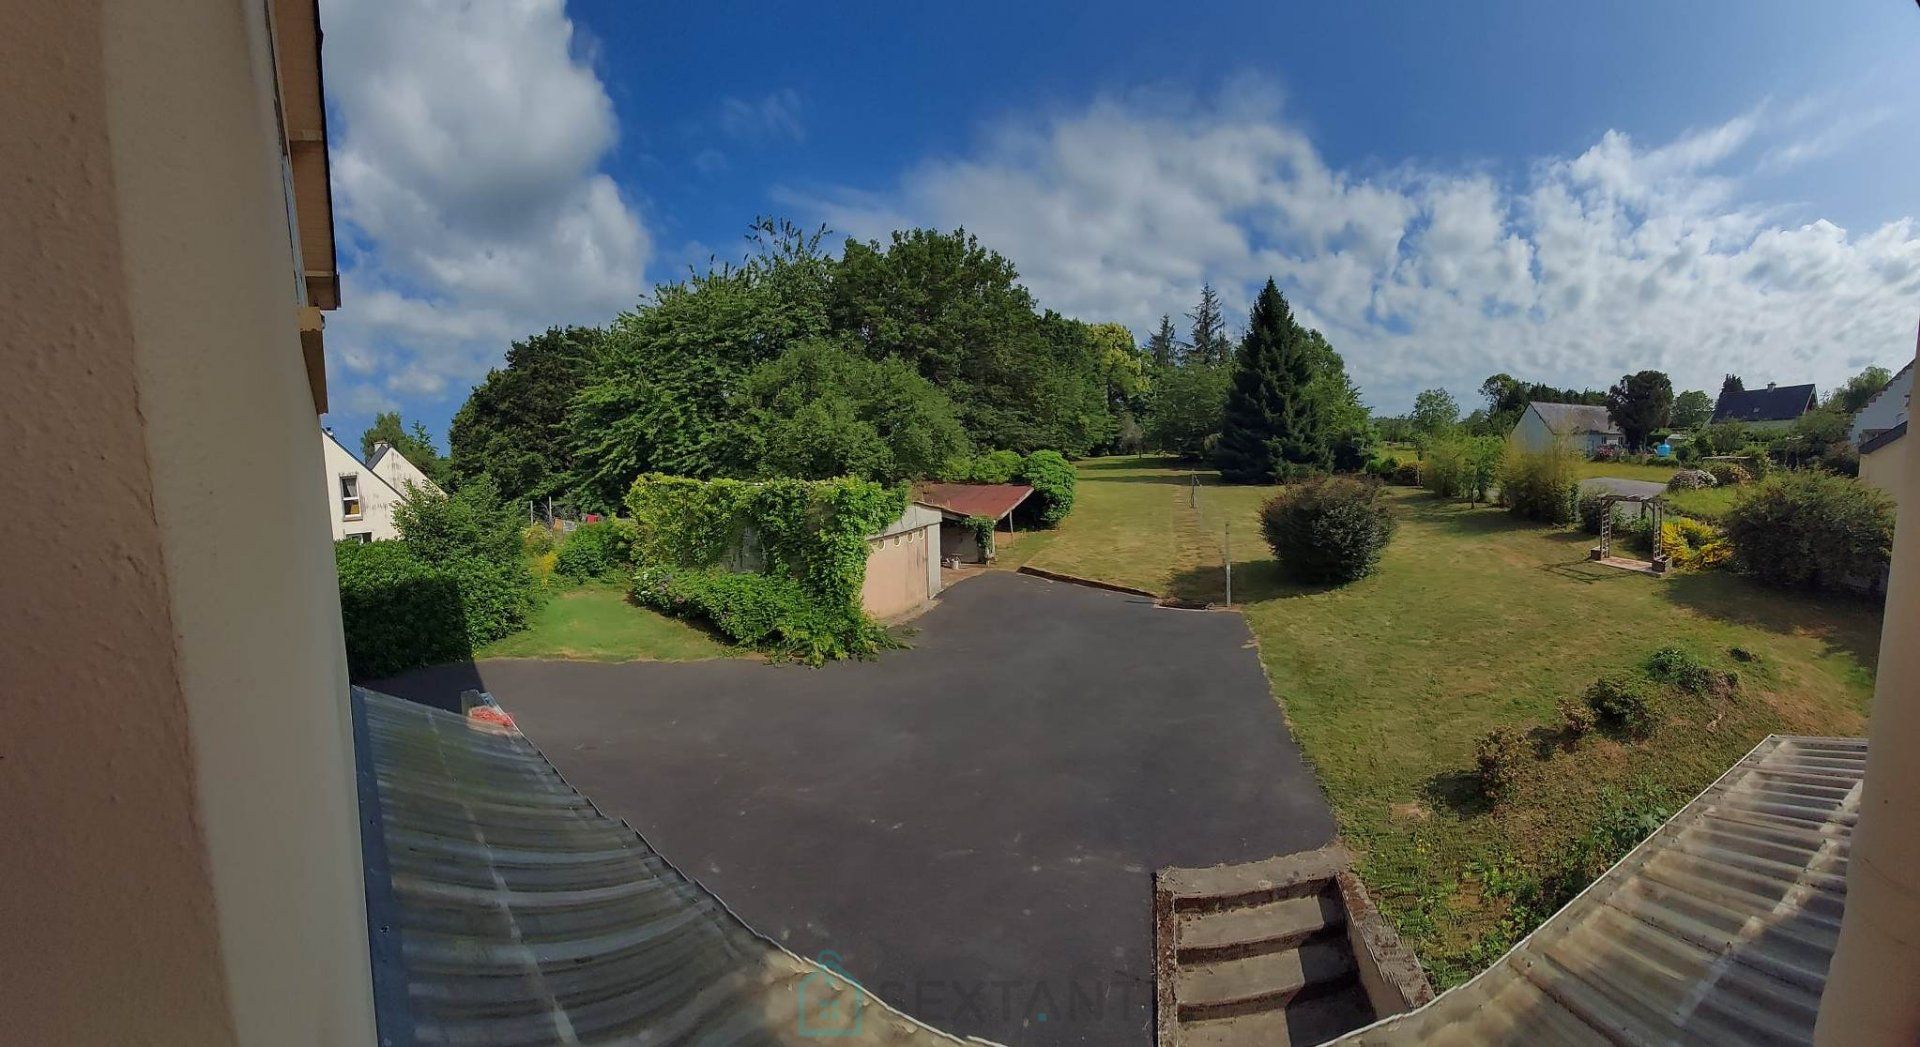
[1215,280,1328,482]
[1827,365,1892,414]
[1150,360,1229,458]
[449,326,604,507]
[1410,388,1460,437]
[1671,389,1714,429]
[1605,370,1675,450]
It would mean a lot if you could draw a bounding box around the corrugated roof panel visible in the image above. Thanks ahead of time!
[1334,735,1865,1046]
[355,688,980,1046]
[912,483,1035,521]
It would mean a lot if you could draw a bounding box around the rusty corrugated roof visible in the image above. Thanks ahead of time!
[1333,734,1865,1046]
[912,483,1034,521]
[354,687,983,1046]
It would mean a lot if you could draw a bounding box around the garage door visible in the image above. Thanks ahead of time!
[861,527,930,619]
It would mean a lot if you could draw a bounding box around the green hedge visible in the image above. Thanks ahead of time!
[335,541,472,679]
[631,566,895,664]
[555,519,638,581]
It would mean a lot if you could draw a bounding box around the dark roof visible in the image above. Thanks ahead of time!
[353,688,967,1045]
[1861,419,1908,455]
[1713,384,1817,424]
[1528,402,1618,436]
[1334,735,1866,1045]
[912,482,1034,521]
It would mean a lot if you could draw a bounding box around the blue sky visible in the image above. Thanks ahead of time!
[318,0,1920,451]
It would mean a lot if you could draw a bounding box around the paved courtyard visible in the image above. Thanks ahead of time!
[375,571,1336,1045]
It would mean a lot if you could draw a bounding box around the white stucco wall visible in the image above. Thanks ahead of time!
[1509,409,1554,454]
[321,430,400,541]
[370,444,443,501]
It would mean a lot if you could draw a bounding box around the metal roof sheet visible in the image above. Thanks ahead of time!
[1529,402,1620,436]
[1331,735,1866,1046]
[354,687,981,1046]
[912,483,1034,521]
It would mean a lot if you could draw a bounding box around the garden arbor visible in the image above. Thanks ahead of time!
[1589,494,1670,575]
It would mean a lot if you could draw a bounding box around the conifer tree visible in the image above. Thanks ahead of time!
[1186,283,1232,366]
[1146,314,1181,369]
[1215,279,1327,482]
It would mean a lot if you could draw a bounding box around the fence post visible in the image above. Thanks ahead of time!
[1224,521,1232,607]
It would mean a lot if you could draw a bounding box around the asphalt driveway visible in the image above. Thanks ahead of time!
[374,571,1336,1045]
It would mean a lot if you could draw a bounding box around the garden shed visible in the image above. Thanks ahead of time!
[912,482,1035,564]
[860,503,944,619]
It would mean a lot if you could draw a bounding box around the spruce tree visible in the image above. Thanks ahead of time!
[1146,314,1180,369]
[1215,279,1327,483]
[1187,283,1231,366]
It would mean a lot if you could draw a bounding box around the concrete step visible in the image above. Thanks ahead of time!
[1162,847,1349,914]
[1177,891,1347,963]
[1175,938,1358,1021]
[1176,983,1375,1046]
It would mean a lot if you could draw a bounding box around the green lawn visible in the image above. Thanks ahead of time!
[1574,459,1683,482]
[480,582,738,662]
[1664,484,1740,522]
[1035,457,1879,983]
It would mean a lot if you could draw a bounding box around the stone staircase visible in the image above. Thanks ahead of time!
[1156,847,1429,1047]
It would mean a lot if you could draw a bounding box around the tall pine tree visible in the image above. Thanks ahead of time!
[1187,283,1232,366]
[1215,279,1327,483]
[1146,314,1181,369]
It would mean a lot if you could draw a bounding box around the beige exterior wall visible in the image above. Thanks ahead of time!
[861,505,943,618]
[1858,436,1907,505]
[324,430,403,542]
[1818,354,1920,1044]
[371,443,445,501]
[1,1,375,1043]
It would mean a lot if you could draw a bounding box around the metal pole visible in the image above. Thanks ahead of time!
[1224,522,1232,606]
[1190,474,1198,508]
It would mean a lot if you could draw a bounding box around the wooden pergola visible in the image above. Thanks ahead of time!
[1589,494,1671,575]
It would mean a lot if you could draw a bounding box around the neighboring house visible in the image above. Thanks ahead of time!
[912,482,1037,563]
[1711,382,1817,430]
[1508,402,1622,456]
[1851,360,1912,447]
[1860,421,1908,504]
[860,504,944,619]
[320,428,441,542]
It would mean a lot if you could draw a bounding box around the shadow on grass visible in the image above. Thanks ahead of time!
[1077,455,1193,473]
[1167,559,1342,604]
[1665,570,1883,670]
[1422,767,1493,818]
[1539,557,1643,585]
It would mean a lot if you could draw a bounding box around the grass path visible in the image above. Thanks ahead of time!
[1033,457,1880,982]
[480,582,737,662]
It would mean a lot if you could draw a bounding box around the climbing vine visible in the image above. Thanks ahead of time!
[624,474,908,662]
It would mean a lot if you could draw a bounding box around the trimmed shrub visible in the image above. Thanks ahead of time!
[1666,469,1717,491]
[1584,674,1657,736]
[1475,727,1529,800]
[631,566,894,664]
[555,519,638,581]
[1259,476,1397,584]
[1578,493,1627,537]
[1723,471,1896,591]
[1018,450,1076,525]
[335,541,472,679]
[1500,442,1582,525]
[1704,461,1752,486]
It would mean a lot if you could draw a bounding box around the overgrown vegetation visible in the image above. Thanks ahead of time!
[1259,476,1396,584]
[624,475,908,662]
[554,519,639,582]
[1723,471,1896,592]
[1499,441,1581,524]
[1421,434,1503,504]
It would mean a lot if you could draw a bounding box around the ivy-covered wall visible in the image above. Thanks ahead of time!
[624,474,909,662]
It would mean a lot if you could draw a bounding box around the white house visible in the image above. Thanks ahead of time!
[1851,361,1912,447]
[1509,402,1622,455]
[319,427,442,542]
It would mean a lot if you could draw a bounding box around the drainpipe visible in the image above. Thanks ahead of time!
[1816,345,1920,1045]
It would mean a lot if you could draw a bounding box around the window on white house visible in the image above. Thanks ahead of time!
[347,532,372,544]
[340,474,362,519]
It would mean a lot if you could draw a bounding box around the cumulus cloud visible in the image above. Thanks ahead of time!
[319,0,649,418]
[794,89,1920,412]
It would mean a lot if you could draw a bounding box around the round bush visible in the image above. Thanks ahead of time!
[1018,450,1076,526]
[555,519,637,581]
[1584,674,1657,736]
[1666,469,1717,491]
[1259,477,1397,584]
[1723,471,1895,591]
[1705,461,1752,486]
[1476,727,1529,800]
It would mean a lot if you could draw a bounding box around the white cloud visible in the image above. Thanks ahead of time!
[319,0,649,420]
[792,89,1920,412]
[719,88,806,143]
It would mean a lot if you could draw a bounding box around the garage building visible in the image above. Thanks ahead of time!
[860,503,944,619]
